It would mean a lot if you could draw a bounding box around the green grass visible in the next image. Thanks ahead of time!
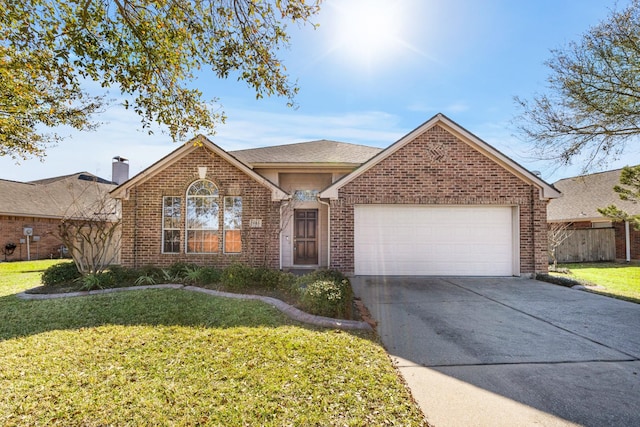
[556,262,640,303]
[0,260,426,426]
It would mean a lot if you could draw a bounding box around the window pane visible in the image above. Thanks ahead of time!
[187,180,219,196]
[162,197,181,253]
[163,230,180,253]
[187,198,218,230]
[185,180,220,253]
[187,230,219,253]
[163,197,181,229]
[224,196,242,230]
[224,230,242,253]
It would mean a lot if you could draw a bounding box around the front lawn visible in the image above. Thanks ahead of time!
[0,260,426,426]
[555,262,640,303]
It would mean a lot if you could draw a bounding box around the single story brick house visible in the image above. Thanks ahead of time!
[111,114,560,276]
[0,172,117,261]
[548,168,640,262]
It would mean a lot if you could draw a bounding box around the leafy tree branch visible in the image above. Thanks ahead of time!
[0,0,320,159]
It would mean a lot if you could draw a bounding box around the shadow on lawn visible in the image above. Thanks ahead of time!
[0,288,360,343]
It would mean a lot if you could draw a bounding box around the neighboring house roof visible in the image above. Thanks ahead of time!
[0,173,117,219]
[320,113,561,200]
[548,167,640,222]
[110,135,289,201]
[230,139,382,167]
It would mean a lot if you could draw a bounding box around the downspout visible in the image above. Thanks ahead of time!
[625,220,631,263]
[318,197,331,268]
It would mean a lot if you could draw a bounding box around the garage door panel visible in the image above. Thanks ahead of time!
[354,205,515,276]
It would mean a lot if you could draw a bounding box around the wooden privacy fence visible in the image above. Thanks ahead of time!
[550,228,615,263]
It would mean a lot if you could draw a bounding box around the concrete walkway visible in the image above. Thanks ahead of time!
[18,284,372,331]
[352,276,640,427]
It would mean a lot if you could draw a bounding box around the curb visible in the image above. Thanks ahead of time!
[17,284,373,331]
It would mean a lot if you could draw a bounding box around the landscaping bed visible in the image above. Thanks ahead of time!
[28,261,358,320]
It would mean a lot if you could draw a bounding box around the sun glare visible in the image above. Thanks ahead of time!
[329,0,406,67]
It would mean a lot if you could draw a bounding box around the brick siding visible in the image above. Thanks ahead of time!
[614,221,640,260]
[120,146,280,269]
[0,215,66,261]
[329,124,550,276]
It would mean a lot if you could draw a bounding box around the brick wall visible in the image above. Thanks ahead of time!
[329,124,550,276]
[120,146,281,269]
[614,221,640,260]
[0,215,66,261]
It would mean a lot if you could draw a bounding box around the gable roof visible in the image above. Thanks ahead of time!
[320,113,561,200]
[0,173,116,219]
[230,139,382,167]
[548,167,640,222]
[110,135,289,201]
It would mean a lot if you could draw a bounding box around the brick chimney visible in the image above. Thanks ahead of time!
[112,156,129,185]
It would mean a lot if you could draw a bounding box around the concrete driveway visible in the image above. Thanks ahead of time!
[351,277,640,427]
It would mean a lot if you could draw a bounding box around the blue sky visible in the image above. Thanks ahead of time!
[2,0,638,183]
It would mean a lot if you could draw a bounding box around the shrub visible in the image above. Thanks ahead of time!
[80,272,115,291]
[198,266,222,284]
[181,266,221,285]
[134,274,157,286]
[138,265,164,282]
[41,262,82,286]
[106,265,139,286]
[252,267,282,290]
[296,269,353,318]
[301,280,348,318]
[221,263,256,290]
[167,262,199,280]
[536,273,585,288]
[275,272,299,297]
[296,269,348,288]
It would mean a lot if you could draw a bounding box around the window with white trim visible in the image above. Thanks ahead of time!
[224,196,242,253]
[186,180,219,253]
[162,196,181,253]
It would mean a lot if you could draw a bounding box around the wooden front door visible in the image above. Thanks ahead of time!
[294,209,318,265]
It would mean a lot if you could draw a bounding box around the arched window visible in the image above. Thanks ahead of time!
[186,180,219,253]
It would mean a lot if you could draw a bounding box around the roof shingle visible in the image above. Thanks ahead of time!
[230,139,382,165]
[0,173,116,219]
[548,167,640,221]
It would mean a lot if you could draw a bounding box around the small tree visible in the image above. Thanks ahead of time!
[598,165,640,230]
[548,222,573,270]
[57,180,121,275]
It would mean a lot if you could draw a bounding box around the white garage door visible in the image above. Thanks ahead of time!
[354,205,516,276]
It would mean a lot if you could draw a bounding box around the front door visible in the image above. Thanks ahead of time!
[294,209,318,265]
